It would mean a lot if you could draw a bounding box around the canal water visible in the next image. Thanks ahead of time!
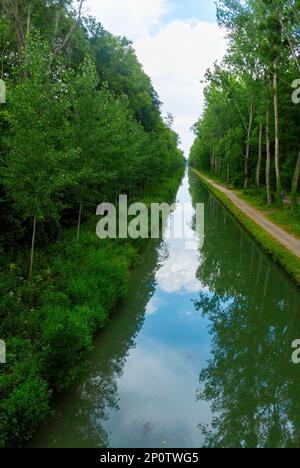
[30,171,300,448]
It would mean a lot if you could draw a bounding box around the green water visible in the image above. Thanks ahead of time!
[29,171,300,448]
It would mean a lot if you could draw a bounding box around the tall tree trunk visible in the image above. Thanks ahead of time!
[52,1,63,48]
[244,102,254,190]
[266,108,272,205]
[214,151,216,175]
[28,215,37,283]
[256,123,263,190]
[49,0,85,69]
[26,1,32,37]
[273,70,281,204]
[77,202,82,242]
[10,0,26,50]
[291,150,300,212]
[289,0,300,27]
[278,14,300,74]
[227,162,230,185]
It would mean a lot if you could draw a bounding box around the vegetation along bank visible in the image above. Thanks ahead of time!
[0,1,184,447]
[190,0,300,284]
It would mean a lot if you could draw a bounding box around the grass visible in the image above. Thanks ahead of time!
[239,190,300,239]
[196,171,300,240]
[193,169,300,287]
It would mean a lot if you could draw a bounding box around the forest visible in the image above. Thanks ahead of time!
[189,0,300,212]
[0,0,184,447]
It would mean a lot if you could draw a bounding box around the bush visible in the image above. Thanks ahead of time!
[0,376,50,447]
[41,305,94,390]
[0,337,50,447]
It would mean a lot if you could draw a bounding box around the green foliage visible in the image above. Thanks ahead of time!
[0,167,182,447]
[0,2,184,261]
[190,0,300,208]
[0,337,50,447]
[40,304,94,389]
[0,0,184,448]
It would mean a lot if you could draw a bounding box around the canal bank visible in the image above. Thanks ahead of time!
[0,170,183,449]
[193,169,300,287]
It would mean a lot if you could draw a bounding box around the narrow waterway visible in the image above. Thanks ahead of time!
[30,171,300,448]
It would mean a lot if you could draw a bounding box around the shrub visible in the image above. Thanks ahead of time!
[0,376,50,447]
[41,305,94,390]
[0,337,50,447]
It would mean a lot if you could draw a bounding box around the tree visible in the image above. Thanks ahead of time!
[291,151,300,211]
[3,37,77,280]
[190,0,299,211]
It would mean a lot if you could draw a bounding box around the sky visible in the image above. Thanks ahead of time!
[84,0,227,156]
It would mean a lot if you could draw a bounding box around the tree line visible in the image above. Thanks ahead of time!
[0,0,184,280]
[189,0,300,210]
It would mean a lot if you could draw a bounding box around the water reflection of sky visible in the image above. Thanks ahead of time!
[156,175,206,294]
[103,337,211,448]
[101,175,212,448]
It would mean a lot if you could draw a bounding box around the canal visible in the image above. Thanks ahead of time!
[29,171,300,448]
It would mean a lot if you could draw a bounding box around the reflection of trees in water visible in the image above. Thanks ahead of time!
[189,172,300,448]
[62,239,163,447]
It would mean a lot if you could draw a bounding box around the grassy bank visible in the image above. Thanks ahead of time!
[0,169,183,448]
[238,191,300,240]
[193,169,300,287]
[193,171,300,240]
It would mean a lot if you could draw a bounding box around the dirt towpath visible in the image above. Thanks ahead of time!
[194,170,300,260]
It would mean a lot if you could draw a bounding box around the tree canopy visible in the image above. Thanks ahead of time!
[190,0,300,209]
[0,0,184,277]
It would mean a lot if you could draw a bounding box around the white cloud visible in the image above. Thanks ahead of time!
[134,20,227,155]
[85,0,169,39]
[156,249,202,293]
[85,1,227,156]
[102,337,212,447]
[146,296,164,315]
